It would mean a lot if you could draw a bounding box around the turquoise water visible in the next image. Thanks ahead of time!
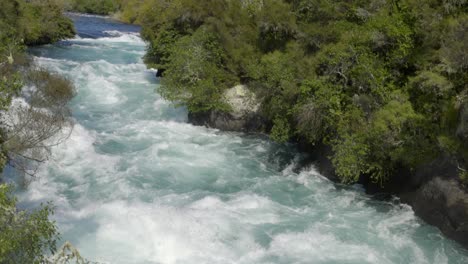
[13,14,468,263]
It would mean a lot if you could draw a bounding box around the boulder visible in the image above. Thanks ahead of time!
[188,85,267,132]
[310,151,468,248]
[397,156,468,247]
[401,177,468,246]
[224,85,260,118]
[155,69,165,77]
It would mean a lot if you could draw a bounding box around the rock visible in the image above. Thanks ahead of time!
[308,150,468,248]
[296,140,340,182]
[400,176,468,247]
[155,69,165,77]
[393,156,468,247]
[223,85,260,118]
[188,85,267,132]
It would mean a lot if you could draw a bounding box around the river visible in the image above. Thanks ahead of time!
[11,13,468,264]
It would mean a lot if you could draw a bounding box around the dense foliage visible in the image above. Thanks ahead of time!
[65,0,121,15]
[0,0,77,262]
[0,186,92,263]
[0,185,58,264]
[0,0,75,45]
[121,0,468,185]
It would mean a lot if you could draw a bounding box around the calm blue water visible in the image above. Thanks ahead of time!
[13,14,468,264]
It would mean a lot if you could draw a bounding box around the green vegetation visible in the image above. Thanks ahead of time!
[65,0,121,15]
[1,0,75,45]
[1,0,76,177]
[121,0,468,185]
[0,185,58,264]
[0,185,95,263]
[0,0,80,262]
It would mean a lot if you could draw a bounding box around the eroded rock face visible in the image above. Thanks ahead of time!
[312,152,468,248]
[397,155,468,247]
[401,176,468,246]
[188,85,267,132]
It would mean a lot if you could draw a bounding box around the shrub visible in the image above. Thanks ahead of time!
[0,184,59,264]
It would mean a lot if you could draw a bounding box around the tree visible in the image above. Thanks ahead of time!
[1,68,75,179]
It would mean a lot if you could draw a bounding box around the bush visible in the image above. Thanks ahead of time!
[2,68,75,178]
[67,0,121,15]
[0,0,75,46]
[159,28,235,113]
[0,184,59,264]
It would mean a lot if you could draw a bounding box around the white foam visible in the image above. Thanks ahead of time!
[34,56,80,65]
[103,30,140,38]
[0,97,29,128]
[72,33,145,45]
[66,12,110,18]
[268,229,386,263]
[72,200,257,264]
[72,60,141,105]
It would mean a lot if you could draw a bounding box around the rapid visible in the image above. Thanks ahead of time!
[9,14,468,264]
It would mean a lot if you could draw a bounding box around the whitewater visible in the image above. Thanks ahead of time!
[8,14,468,264]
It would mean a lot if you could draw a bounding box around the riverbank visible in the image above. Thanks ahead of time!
[187,107,468,248]
[310,143,468,248]
[178,69,468,248]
